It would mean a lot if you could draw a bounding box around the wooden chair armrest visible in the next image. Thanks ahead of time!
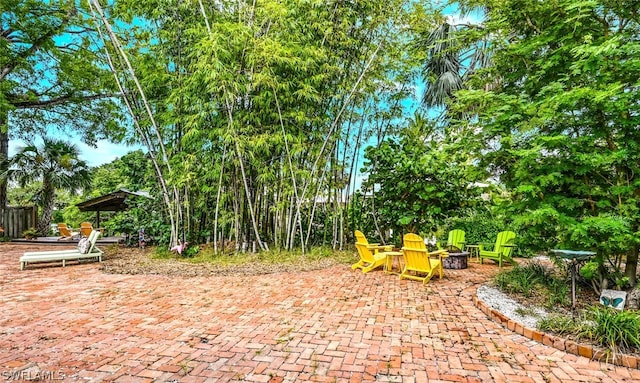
[368,244,392,251]
[401,247,428,254]
[478,242,494,250]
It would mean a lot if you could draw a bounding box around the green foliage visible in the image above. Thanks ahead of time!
[547,278,570,307]
[541,306,640,356]
[494,261,571,308]
[92,151,155,195]
[361,116,480,237]
[103,197,168,245]
[567,215,632,257]
[538,313,591,337]
[586,307,640,354]
[107,0,417,250]
[580,261,599,280]
[449,0,640,284]
[578,257,631,294]
[494,262,553,298]
[22,227,38,239]
[0,0,125,207]
[5,139,91,233]
[52,210,64,225]
[181,245,200,258]
[441,210,505,247]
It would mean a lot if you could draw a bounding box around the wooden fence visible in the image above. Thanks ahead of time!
[1,206,37,238]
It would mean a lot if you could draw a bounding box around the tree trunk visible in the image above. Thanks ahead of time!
[0,111,8,208]
[626,247,638,287]
[37,188,56,235]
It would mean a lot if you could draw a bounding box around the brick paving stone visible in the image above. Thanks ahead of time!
[3,243,640,382]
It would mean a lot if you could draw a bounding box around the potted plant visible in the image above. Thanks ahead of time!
[23,227,39,240]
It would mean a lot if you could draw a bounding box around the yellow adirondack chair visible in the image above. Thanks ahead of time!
[439,229,465,252]
[479,231,517,267]
[399,233,448,284]
[352,230,389,273]
[57,223,79,240]
[80,222,94,238]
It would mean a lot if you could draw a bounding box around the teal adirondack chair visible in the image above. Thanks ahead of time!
[479,231,517,267]
[440,229,466,252]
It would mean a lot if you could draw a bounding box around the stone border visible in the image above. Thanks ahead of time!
[473,290,640,370]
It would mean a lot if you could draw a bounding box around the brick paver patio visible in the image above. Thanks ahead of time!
[2,243,640,382]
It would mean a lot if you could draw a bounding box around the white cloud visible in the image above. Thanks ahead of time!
[76,140,141,167]
[9,138,141,167]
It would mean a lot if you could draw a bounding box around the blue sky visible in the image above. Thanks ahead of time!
[9,136,138,167]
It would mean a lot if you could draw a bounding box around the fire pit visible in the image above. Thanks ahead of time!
[443,251,469,269]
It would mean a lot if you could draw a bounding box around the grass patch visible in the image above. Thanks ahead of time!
[494,262,554,298]
[496,261,640,358]
[539,306,640,357]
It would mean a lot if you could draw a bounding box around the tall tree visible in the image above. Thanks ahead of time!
[0,0,122,207]
[5,138,91,234]
[361,113,477,240]
[410,3,490,110]
[450,0,640,286]
[100,0,415,251]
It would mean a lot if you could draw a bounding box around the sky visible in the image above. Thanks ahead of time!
[9,136,139,168]
[68,140,139,167]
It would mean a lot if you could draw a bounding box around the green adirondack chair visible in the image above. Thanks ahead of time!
[440,229,465,252]
[479,231,517,267]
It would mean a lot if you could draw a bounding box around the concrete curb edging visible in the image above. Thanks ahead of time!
[473,291,640,370]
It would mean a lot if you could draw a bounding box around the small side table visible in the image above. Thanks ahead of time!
[465,245,480,262]
[384,251,404,275]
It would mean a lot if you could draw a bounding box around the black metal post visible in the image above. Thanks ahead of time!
[571,258,577,311]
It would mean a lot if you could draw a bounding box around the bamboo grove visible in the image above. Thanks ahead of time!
[5,0,640,286]
[86,0,419,251]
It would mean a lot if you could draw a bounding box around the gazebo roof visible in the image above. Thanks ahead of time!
[76,189,152,212]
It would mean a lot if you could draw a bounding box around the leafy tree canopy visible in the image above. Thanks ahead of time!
[361,113,480,242]
[449,0,640,285]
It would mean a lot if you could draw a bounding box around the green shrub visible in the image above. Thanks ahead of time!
[182,245,200,258]
[443,211,505,246]
[22,227,39,239]
[539,314,588,335]
[494,262,551,297]
[540,306,640,356]
[585,306,640,354]
[547,278,569,308]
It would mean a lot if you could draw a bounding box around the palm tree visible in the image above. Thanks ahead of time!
[7,138,91,235]
[413,11,492,109]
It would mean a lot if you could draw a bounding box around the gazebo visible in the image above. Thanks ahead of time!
[76,189,152,227]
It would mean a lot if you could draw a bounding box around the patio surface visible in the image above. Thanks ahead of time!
[2,243,640,382]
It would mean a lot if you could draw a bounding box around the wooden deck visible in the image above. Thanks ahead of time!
[9,236,124,246]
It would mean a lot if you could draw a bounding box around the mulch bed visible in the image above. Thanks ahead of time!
[100,245,347,278]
